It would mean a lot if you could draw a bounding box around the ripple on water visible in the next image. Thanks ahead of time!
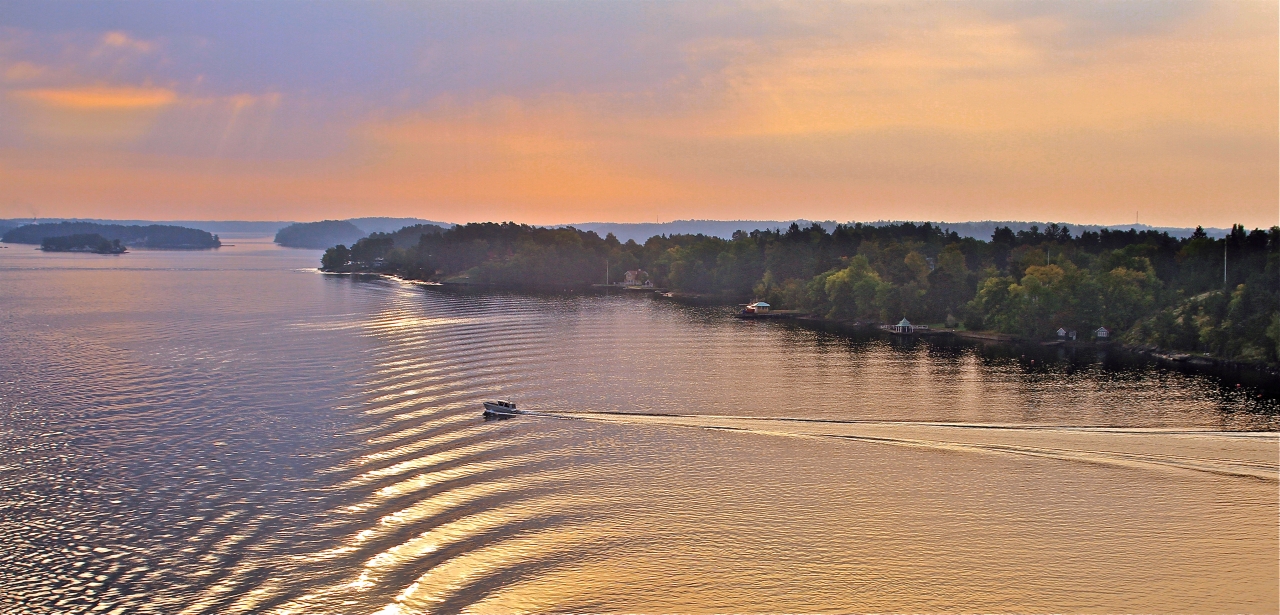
[0,246,1275,614]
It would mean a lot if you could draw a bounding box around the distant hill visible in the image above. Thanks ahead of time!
[565,220,832,243]
[347,217,452,234]
[379,223,449,249]
[3,222,221,249]
[167,220,291,235]
[274,218,453,248]
[565,219,1230,243]
[1,217,1230,246]
[274,220,366,249]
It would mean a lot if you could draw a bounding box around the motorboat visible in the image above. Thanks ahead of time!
[483,400,522,417]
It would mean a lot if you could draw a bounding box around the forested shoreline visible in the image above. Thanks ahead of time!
[40,233,126,254]
[321,221,1280,367]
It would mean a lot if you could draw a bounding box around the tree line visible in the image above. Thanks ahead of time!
[40,233,126,254]
[322,221,1280,366]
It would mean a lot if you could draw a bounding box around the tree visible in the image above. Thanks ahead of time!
[321,244,351,271]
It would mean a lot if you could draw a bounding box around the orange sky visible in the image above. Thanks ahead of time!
[0,2,1275,227]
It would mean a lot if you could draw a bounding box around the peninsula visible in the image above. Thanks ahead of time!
[320,221,1280,369]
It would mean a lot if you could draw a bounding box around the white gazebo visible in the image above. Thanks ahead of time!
[891,318,913,334]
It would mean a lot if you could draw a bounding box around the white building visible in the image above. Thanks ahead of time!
[623,269,652,286]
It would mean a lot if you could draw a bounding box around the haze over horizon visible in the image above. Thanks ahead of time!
[1,1,1276,228]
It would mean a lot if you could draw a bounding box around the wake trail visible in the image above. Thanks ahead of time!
[523,410,1280,482]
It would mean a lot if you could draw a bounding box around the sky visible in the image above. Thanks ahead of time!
[0,1,1275,228]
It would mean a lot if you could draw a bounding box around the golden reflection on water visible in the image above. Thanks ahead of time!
[0,239,1275,614]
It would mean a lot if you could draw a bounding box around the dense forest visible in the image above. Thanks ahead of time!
[322,221,1280,366]
[4,222,220,249]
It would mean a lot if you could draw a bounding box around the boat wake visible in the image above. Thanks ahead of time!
[536,411,1280,482]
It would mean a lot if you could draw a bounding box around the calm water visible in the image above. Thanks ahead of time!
[0,237,1276,614]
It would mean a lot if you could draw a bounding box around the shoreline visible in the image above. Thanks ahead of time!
[654,291,1280,383]
[320,268,1280,384]
[783,313,1280,384]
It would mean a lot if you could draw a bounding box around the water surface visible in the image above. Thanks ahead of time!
[0,238,1275,614]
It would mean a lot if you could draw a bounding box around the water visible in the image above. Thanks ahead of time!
[0,237,1276,614]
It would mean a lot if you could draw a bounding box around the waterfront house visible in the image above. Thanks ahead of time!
[623,269,652,286]
[745,301,771,314]
[1057,327,1067,339]
[1095,326,1111,340]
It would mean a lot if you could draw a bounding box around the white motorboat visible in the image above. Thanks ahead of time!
[483,400,521,417]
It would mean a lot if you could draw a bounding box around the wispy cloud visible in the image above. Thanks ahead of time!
[13,85,175,109]
[100,31,154,54]
[0,1,1273,226]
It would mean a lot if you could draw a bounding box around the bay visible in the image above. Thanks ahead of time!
[0,237,1275,614]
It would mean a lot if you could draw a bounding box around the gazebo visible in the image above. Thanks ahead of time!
[891,318,914,334]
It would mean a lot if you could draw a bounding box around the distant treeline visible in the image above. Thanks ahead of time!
[40,233,126,254]
[566,219,1232,243]
[322,221,1280,366]
[275,218,450,248]
[4,222,220,249]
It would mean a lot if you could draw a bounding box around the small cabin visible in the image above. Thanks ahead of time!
[1095,326,1111,339]
[1057,327,1067,339]
[745,301,771,314]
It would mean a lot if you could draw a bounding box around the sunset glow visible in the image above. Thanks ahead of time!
[0,1,1275,226]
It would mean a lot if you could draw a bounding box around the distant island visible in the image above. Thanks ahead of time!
[41,233,126,254]
[274,220,367,249]
[275,218,450,249]
[3,222,221,250]
[320,220,1280,369]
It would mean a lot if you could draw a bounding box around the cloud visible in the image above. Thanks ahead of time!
[12,85,176,109]
[3,60,44,81]
[3,82,287,151]
[0,1,1273,227]
[100,31,153,54]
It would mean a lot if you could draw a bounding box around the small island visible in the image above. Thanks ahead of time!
[274,220,367,249]
[41,233,127,254]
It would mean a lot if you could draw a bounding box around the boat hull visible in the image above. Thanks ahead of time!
[483,401,522,417]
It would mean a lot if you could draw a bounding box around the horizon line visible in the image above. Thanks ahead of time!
[2,216,1257,232]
